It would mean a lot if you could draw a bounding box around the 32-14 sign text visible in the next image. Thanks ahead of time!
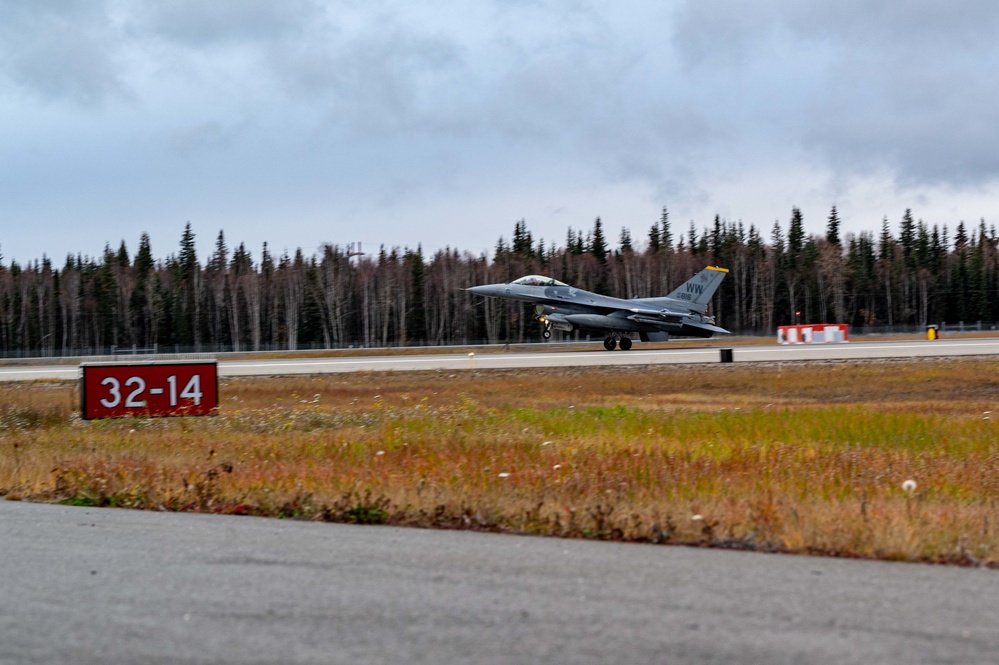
[80,361,218,419]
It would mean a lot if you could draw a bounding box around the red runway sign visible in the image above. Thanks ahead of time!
[80,361,218,419]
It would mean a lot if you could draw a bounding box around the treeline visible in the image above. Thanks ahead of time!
[2,207,999,356]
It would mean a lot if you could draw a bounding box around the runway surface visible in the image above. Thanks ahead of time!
[2,337,999,381]
[3,500,998,665]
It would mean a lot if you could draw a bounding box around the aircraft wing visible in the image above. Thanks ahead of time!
[626,306,689,320]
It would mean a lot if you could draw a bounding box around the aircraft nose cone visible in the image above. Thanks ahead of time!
[466,285,500,296]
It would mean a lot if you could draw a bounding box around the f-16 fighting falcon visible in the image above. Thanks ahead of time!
[467,266,730,350]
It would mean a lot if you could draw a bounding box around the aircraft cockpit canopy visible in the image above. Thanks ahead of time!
[511,275,568,287]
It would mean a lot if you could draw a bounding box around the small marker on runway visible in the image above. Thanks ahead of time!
[468,352,475,369]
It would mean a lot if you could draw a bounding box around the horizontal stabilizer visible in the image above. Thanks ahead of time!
[684,320,731,335]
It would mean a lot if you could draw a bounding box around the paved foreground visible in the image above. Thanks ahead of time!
[1,501,997,664]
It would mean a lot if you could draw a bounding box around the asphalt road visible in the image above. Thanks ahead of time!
[3,338,999,381]
[1,500,997,665]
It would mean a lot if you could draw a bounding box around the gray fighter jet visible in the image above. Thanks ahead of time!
[467,266,729,350]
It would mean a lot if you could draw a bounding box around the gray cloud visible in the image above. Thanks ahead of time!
[130,0,324,46]
[272,24,466,137]
[0,1,130,105]
[169,120,243,156]
[672,0,999,188]
[804,57,999,186]
[673,1,999,69]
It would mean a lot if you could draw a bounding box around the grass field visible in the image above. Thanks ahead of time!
[2,358,998,566]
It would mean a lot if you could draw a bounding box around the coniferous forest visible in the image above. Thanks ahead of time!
[2,206,999,357]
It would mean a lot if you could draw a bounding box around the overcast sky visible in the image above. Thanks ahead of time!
[4,1,999,265]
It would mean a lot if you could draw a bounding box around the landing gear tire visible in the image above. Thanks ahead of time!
[619,337,633,351]
[603,336,617,351]
[542,329,552,340]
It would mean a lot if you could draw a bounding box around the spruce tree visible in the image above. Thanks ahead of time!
[696,231,709,256]
[931,226,944,271]
[407,246,427,342]
[900,209,916,262]
[494,236,508,263]
[660,206,673,250]
[619,227,633,253]
[826,206,841,245]
[231,243,252,273]
[915,222,931,269]
[647,222,661,253]
[590,217,608,264]
[771,221,785,262]
[566,228,584,256]
[261,242,274,276]
[788,207,805,255]
[116,240,130,268]
[711,214,723,257]
[179,223,197,282]
[212,230,228,270]
[131,233,155,347]
[511,219,533,257]
[134,233,153,277]
[954,221,968,249]
[175,224,199,347]
[879,216,894,260]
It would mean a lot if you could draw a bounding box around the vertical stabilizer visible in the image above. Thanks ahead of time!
[663,266,729,312]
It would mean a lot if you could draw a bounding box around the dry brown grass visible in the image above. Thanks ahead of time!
[3,358,999,565]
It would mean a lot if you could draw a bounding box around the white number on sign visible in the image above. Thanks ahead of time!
[166,374,202,405]
[100,377,121,408]
[124,376,146,408]
[181,375,202,405]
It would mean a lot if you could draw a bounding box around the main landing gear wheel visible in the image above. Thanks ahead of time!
[603,336,617,351]
[619,337,633,351]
